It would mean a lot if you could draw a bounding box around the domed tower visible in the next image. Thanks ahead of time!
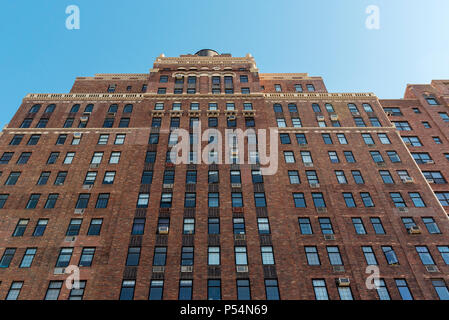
[194,49,220,57]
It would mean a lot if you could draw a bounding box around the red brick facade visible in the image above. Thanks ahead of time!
[0,51,448,300]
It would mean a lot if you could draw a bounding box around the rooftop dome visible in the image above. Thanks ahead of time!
[194,49,219,57]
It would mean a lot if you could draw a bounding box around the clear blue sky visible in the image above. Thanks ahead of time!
[1,0,448,129]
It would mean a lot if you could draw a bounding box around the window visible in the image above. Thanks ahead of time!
[352,170,364,184]
[45,281,63,300]
[436,192,449,206]
[295,133,307,145]
[76,194,90,209]
[6,282,23,300]
[295,84,303,92]
[131,218,145,235]
[44,194,58,209]
[274,84,282,92]
[33,219,48,236]
[411,152,433,164]
[322,133,333,144]
[103,171,115,184]
[20,118,33,128]
[261,246,275,265]
[280,133,291,144]
[298,218,312,234]
[354,117,366,127]
[288,170,300,184]
[438,246,449,265]
[307,84,315,92]
[362,246,378,265]
[0,194,8,208]
[370,117,382,127]
[433,136,442,144]
[26,194,40,209]
[395,279,413,300]
[208,193,219,207]
[208,218,220,234]
[416,246,435,265]
[335,171,347,184]
[380,170,394,184]
[179,280,193,300]
[233,218,245,235]
[313,279,329,300]
[393,121,412,131]
[344,151,355,163]
[257,217,270,234]
[312,103,321,113]
[13,219,29,237]
[184,193,196,208]
[306,171,318,184]
[0,248,15,268]
[95,193,109,208]
[370,151,384,163]
[312,193,326,208]
[254,192,267,207]
[422,217,440,234]
[276,118,286,127]
[89,152,103,165]
[343,193,356,208]
[386,151,401,163]
[235,246,248,265]
[292,117,302,127]
[119,280,135,300]
[5,172,21,185]
[265,279,280,300]
[338,286,354,300]
[241,87,250,94]
[87,219,103,235]
[208,280,221,300]
[109,152,121,164]
[305,246,320,265]
[68,280,86,300]
[149,280,164,300]
[319,218,333,234]
[83,172,97,185]
[360,192,374,207]
[251,170,263,184]
[376,279,391,300]
[362,133,374,145]
[439,112,449,122]
[56,248,73,267]
[126,247,140,266]
[98,134,109,145]
[382,246,399,265]
[327,246,343,265]
[145,151,156,163]
[79,248,95,267]
[293,193,306,208]
[151,117,162,127]
[370,217,385,234]
[232,192,243,207]
[336,134,347,144]
[102,118,114,128]
[66,219,82,236]
[352,218,366,234]
[9,134,24,145]
[36,118,48,128]
[183,218,195,235]
[208,247,220,265]
[240,75,248,83]
[54,171,67,185]
[160,193,172,208]
[432,280,449,300]
[402,136,422,146]
[46,152,60,164]
[409,192,426,207]
[422,171,446,184]
[124,104,133,113]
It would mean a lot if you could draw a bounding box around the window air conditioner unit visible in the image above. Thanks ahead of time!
[330,115,339,121]
[234,234,246,241]
[152,266,165,273]
[181,266,193,273]
[304,162,314,167]
[351,111,360,116]
[107,112,116,116]
[316,207,327,213]
[73,132,82,139]
[324,234,335,241]
[376,162,386,167]
[309,182,320,188]
[398,207,408,212]
[80,116,89,122]
[333,266,345,273]
[231,183,242,188]
[317,115,325,121]
[236,265,249,273]
[163,184,173,189]
[425,160,435,164]
[90,163,99,169]
[74,209,84,214]
[427,179,435,184]
[402,177,414,183]
[64,236,77,242]
[228,115,236,121]
[337,278,350,287]
[407,226,422,234]
[425,265,439,273]
[158,226,169,234]
[54,268,65,275]
[82,185,92,190]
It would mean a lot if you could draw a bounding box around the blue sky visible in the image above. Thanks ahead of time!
[1,0,448,129]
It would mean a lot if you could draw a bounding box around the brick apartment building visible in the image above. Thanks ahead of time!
[0,49,448,300]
